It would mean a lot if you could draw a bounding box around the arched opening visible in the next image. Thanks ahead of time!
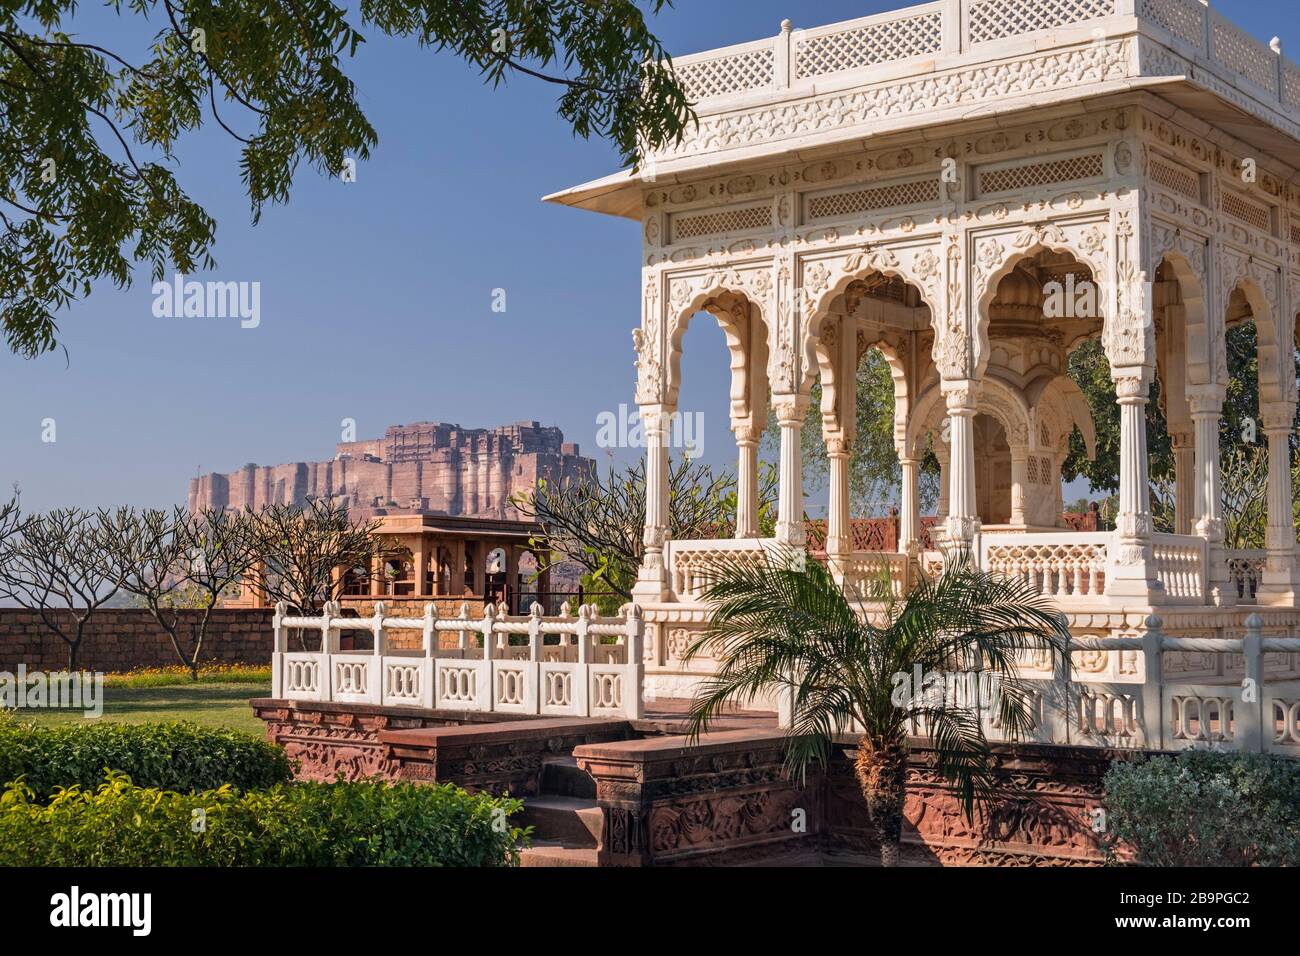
[973,414,1012,524]
[670,288,770,542]
[793,270,934,557]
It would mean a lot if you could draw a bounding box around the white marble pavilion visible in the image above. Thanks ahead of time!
[547,0,1300,731]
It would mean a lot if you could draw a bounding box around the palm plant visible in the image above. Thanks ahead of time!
[684,550,1071,866]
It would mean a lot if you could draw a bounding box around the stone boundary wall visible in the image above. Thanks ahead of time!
[0,608,274,672]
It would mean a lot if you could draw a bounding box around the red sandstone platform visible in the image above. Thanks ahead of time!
[254,696,1120,866]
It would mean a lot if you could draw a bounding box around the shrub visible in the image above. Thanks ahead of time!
[0,715,292,800]
[1103,750,1300,866]
[0,772,527,866]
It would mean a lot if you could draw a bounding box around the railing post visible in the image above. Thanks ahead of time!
[1141,615,1165,751]
[775,19,792,89]
[1271,37,1284,101]
[319,602,334,702]
[528,602,543,662]
[272,601,286,698]
[1242,613,1264,752]
[371,601,386,704]
[625,604,645,719]
[481,602,496,662]
[422,602,438,709]
[1202,1,1214,61]
[576,604,591,665]
[944,0,963,55]
[458,601,471,651]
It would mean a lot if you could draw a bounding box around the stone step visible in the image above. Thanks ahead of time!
[518,795,604,849]
[539,755,596,799]
[519,843,600,868]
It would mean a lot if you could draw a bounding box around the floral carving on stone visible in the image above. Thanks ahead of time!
[635,277,663,405]
[1104,259,1152,368]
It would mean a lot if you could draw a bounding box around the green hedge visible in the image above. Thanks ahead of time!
[0,716,292,800]
[1103,750,1300,866]
[0,772,528,866]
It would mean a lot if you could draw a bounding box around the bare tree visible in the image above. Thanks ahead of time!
[244,498,385,615]
[97,506,259,679]
[511,457,777,600]
[0,506,124,670]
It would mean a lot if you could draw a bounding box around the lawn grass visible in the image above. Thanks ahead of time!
[12,682,270,737]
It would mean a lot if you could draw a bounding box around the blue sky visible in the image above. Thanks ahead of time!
[0,0,1290,514]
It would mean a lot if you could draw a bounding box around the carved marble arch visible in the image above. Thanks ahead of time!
[905,377,1031,462]
[1038,375,1098,461]
[661,269,772,415]
[796,244,941,399]
[1225,267,1285,406]
[859,333,911,456]
[970,223,1109,380]
[1150,229,1211,388]
[815,323,911,453]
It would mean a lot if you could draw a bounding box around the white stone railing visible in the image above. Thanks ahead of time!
[1226,548,1267,601]
[1151,533,1208,601]
[271,600,644,719]
[842,551,912,600]
[670,0,1300,119]
[665,538,774,601]
[978,531,1111,599]
[780,615,1300,755]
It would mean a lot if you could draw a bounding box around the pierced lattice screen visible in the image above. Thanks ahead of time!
[1212,18,1278,92]
[1284,65,1300,110]
[670,204,771,242]
[1137,0,1205,49]
[967,0,1114,45]
[1220,190,1272,233]
[794,11,943,79]
[1149,158,1200,201]
[804,177,941,220]
[977,152,1104,195]
[677,48,775,101]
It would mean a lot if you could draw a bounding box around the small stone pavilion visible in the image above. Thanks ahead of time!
[229,513,551,616]
[547,0,1300,704]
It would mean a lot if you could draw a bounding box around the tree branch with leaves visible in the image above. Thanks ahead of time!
[0,0,692,358]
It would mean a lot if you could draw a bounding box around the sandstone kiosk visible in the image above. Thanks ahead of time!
[547,0,1300,713]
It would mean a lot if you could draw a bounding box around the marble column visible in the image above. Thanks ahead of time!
[826,435,852,571]
[1171,432,1195,536]
[942,381,980,554]
[935,447,950,520]
[633,406,672,600]
[733,423,760,538]
[1190,389,1233,605]
[1009,446,1028,527]
[1108,369,1161,597]
[773,394,810,548]
[1259,402,1299,603]
[899,456,921,554]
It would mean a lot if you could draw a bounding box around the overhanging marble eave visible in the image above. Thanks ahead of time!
[546,25,1300,220]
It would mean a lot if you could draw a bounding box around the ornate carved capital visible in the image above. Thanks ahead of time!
[825,436,853,457]
[1260,403,1298,432]
[1111,371,1149,401]
[941,380,980,414]
[772,394,809,425]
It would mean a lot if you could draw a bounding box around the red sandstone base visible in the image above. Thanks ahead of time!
[254,698,1132,866]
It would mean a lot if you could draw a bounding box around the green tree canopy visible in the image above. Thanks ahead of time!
[0,0,691,356]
